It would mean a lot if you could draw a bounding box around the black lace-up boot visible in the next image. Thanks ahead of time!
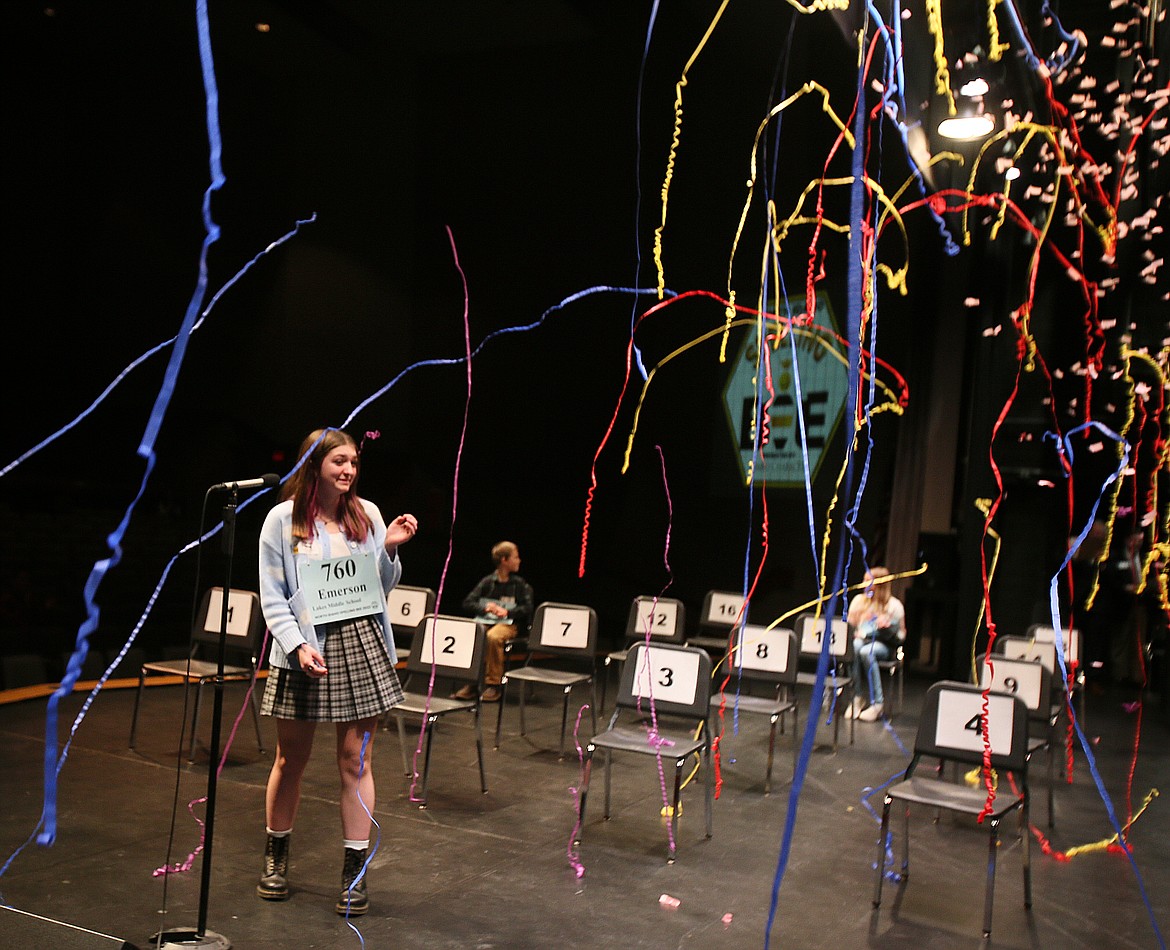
[256,833,290,900]
[334,847,369,916]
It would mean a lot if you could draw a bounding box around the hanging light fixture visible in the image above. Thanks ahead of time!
[938,75,995,140]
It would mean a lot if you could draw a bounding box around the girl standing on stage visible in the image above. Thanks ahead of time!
[256,428,418,916]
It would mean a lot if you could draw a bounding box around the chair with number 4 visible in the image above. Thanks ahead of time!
[710,624,799,794]
[793,611,855,752]
[872,680,1032,939]
[576,641,714,862]
[129,587,266,763]
[494,602,598,758]
[600,595,687,713]
[388,614,488,808]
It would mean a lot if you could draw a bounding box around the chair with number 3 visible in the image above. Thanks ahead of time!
[710,624,799,794]
[872,680,1032,939]
[576,642,713,863]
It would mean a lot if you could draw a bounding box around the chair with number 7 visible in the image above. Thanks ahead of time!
[494,602,598,758]
[872,680,1031,939]
[576,642,713,863]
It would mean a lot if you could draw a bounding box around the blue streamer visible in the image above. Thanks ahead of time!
[1044,422,1166,949]
[765,22,870,943]
[628,1,663,383]
[0,215,316,481]
[37,0,225,848]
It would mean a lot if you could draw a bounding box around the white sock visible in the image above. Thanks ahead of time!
[343,839,370,851]
[266,827,292,838]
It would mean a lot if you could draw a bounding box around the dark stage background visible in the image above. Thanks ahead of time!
[1,2,1166,685]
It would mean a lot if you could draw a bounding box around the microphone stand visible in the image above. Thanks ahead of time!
[151,491,238,950]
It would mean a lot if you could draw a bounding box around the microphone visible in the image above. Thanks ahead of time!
[209,473,281,492]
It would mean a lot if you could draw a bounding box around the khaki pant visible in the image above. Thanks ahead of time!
[485,622,517,685]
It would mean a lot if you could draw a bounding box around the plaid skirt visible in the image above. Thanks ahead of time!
[261,615,404,722]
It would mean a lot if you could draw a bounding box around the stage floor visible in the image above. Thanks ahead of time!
[0,670,1166,949]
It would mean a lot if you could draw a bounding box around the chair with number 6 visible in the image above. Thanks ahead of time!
[872,680,1032,939]
[576,642,713,863]
[494,602,598,758]
[385,584,436,658]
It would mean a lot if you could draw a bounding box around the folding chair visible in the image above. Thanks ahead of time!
[495,602,598,758]
[385,584,436,657]
[875,641,906,717]
[687,589,747,654]
[711,624,799,793]
[793,611,854,751]
[388,615,488,808]
[872,680,1031,938]
[129,587,266,763]
[600,595,686,712]
[1024,623,1086,730]
[980,654,1058,827]
[576,642,713,862]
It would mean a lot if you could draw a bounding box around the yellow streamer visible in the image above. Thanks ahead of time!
[620,318,904,474]
[970,497,1003,683]
[653,0,732,300]
[1063,788,1160,858]
[925,0,956,116]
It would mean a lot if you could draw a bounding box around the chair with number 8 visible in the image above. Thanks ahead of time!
[710,624,799,794]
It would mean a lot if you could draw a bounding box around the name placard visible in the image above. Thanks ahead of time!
[300,554,383,626]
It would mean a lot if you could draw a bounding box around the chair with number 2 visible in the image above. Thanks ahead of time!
[872,680,1032,939]
[388,614,488,809]
[576,642,713,863]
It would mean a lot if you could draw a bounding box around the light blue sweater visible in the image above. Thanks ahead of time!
[258,497,402,670]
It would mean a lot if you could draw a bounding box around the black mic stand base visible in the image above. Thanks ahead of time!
[147,928,231,949]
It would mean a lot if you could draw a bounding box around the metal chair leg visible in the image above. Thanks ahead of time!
[129,670,147,749]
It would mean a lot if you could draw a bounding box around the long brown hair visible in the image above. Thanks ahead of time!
[282,428,372,543]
